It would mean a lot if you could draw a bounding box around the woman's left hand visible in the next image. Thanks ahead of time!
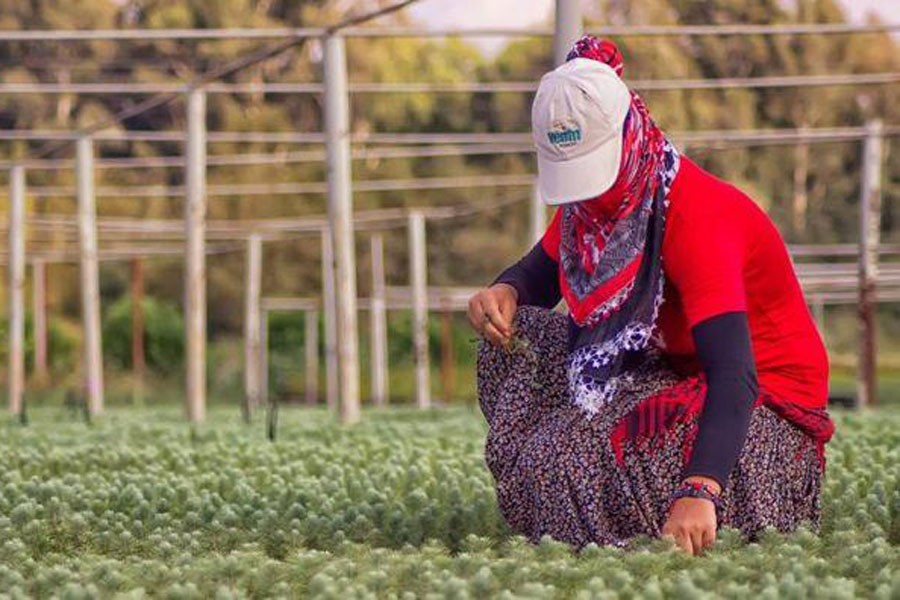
[661,476,720,556]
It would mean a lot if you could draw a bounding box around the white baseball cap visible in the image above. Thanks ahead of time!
[532,57,632,205]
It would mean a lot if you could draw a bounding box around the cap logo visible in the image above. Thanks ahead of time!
[547,119,582,149]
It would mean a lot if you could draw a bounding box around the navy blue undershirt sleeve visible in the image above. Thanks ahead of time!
[682,311,759,490]
[492,242,562,309]
[495,247,756,490]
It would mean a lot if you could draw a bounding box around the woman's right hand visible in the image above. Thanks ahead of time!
[467,283,518,347]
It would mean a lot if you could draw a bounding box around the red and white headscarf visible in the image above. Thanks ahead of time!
[560,36,669,326]
[559,36,681,415]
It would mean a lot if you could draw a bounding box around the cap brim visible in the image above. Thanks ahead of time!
[536,128,623,205]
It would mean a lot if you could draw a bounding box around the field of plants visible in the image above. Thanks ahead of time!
[1,405,898,599]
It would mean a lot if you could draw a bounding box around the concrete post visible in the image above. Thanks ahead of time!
[530,181,547,244]
[8,166,26,415]
[259,308,269,408]
[130,257,145,403]
[321,227,339,413]
[323,33,360,424]
[184,88,207,424]
[440,307,455,403]
[369,233,389,406]
[243,234,263,420]
[409,211,431,409]
[554,0,583,66]
[305,309,320,405]
[76,137,104,416]
[857,119,883,408]
[32,259,48,384]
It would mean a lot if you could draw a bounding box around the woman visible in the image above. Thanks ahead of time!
[468,37,834,556]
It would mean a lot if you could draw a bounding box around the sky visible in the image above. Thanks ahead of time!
[409,0,898,56]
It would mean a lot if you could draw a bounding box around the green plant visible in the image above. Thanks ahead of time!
[0,407,897,597]
[102,296,184,375]
[387,310,477,366]
[0,313,78,375]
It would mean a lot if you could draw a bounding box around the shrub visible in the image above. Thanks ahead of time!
[387,310,477,366]
[102,296,184,375]
[0,313,78,375]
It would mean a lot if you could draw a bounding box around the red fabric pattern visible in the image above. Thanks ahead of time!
[566,36,625,76]
[558,36,667,327]
[609,376,834,473]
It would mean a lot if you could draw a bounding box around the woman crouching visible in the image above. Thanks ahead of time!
[467,37,834,556]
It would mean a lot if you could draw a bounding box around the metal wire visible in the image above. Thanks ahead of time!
[15,193,527,233]
[3,125,897,146]
[0,194,531,265]
[19,174,535,199]
[1,72,896,95]
[0,243,245,265]
[0,131,326,143]
[23,0,423,160]
[9,201,900,273]
[0,144,533,171]
[2,126,896,176]
[0,22,897,42]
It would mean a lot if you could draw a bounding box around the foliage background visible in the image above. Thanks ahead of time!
[0,0,897,404]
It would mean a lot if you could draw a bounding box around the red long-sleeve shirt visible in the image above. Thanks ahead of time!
[537,156,829,409]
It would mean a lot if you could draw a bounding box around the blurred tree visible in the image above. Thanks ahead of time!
[0,0,896,334]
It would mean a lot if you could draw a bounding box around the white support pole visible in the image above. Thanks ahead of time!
[324,33,360,425]
[554,0,583,66]
[130,257,146,403]
[76,137,104,416]
[370,233,389,406]
[184,88,207,424]
[304,308,320,406]
[32,259,48,383]
[243,234,262,417]
[259,309,269,407]
[812,298,825,338]
[858,119,883,408]
[8,166,26,415]
[530,181,547,244]
[409,211,431,409]
[321,227,339,413]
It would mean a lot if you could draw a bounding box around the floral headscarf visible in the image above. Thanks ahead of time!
[560,36,681,415]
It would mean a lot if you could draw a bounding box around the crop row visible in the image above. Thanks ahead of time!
[0,406,897,598]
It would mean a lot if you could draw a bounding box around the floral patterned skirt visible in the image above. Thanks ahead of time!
[477,306,827,549]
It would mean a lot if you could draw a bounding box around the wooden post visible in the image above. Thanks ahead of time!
[8,166,26,416]
[130,257,145,402]
[321,227,339,413]
[243,234,262,418]
[32,259,48,384]
[858,119,883,408]
[76,137,104,416]
[409,211,431,409]
[530,181,547,244]
[369,233,389,406]
[184,88,207,424]
[304,308,319,406]
[440,306,455,404]
[324,33,361,425]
